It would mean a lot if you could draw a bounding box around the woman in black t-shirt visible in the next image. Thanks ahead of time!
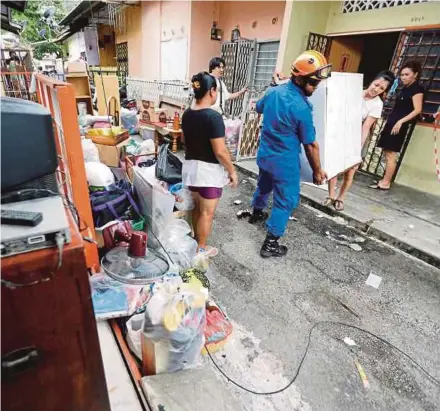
[182,72,238,257]
[371,61,424,190]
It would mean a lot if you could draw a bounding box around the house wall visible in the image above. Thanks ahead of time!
[219,1,285,41]
[140,1,161,80]
[326,1,440,34]
[189,1,285,77]
[66,31,85,61]
[280,1,332,74]
[189,1,222,75]
[395,126,440,195]
[115,5,143,76]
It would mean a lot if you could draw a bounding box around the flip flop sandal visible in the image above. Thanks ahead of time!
[368,184,390,191]
[334,199,344,211]
[204,246,219,257]
[323,197,335,207]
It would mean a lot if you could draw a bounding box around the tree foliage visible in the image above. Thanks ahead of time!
[12,0,66,59]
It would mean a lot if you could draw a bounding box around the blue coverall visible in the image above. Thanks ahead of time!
[252,80,316,237]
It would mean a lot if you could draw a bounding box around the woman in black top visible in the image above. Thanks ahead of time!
[371,61,424,190]
[182,72,238,257]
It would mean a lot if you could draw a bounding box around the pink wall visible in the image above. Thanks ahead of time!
[189,1,222,76]
[160,1,191,42]
[219,1,285,41]
[141,1,161,80]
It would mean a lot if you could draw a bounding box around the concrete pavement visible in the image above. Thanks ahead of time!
[236,159,440,268]
[205,171,440,411]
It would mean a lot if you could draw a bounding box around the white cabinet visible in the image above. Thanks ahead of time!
[300,72,363,182]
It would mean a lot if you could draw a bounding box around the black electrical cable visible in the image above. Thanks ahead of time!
[205,320,440,395]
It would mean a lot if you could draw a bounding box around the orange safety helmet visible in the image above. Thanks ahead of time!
[291,50,332,80]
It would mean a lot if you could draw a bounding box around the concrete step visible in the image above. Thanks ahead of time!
[141,367,245,411]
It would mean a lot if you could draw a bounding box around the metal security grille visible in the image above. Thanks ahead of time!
[221,39,255,117]
[306,33,332,58]
[251,41,280,89]
[116,42,128,86]
[236,41,280,160]
[342,0,430,13]
[361,28,440,179]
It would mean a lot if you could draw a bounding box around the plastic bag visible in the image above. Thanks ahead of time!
[121,107,139,134]
[133,166,175,238]
[142,283,207,374]
[202,306,233,355]
[224,118,241,157]
[158,219,197,270]
[81,138,100,163]
[89,273,149,320]
[126,313,144,360]
[174,188,194,211]
[155,143,182,184]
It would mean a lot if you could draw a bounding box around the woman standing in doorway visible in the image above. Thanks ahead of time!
[325,70,395,210]
[370,61,424,190]
[182,72,238,257]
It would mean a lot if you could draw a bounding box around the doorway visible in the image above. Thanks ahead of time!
[328,31,400,85]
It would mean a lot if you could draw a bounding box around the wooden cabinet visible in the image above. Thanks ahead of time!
[66,73,94,115]
[1,215,110,411]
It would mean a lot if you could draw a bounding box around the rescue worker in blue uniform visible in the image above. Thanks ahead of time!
[250,50,331,258]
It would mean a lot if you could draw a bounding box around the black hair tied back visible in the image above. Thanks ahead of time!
[191,71,217,100]
[374,70,396,91]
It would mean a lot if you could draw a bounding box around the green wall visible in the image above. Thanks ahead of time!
[281,1,333,74]
[327,1,440,34]
[395,126,440,196]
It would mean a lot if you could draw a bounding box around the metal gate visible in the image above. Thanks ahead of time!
[221,39,256,117]
[116,42,128,86]
[236,40,280,160]
[221,40,280,160]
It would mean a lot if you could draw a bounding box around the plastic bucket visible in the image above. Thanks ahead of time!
[141,126,155,140]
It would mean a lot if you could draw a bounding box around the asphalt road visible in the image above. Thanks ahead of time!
[205,172,440,411]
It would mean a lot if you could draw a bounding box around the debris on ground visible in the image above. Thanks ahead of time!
[233,200,242,205]
[343,337,357,347]
[289,216,298,221]
[242,179,248,184]
[365,272,382,289]
[332,216,348,225]
[354,359,370,390]
[408,224,415,229]
[316,213,325,218]
[349,243,363,252]
[236,209,252,219]
[325,231,364,251]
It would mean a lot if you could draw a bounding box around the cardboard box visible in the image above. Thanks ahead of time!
[140,105,168,124]
[96,139,130,167]
[67,61,87,73]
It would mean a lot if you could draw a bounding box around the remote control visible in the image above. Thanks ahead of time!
[1,209,43,227]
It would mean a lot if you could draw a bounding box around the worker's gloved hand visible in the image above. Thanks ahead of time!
[313,169,328,186]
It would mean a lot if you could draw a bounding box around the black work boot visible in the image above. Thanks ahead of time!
[260,233,288,258]
[249,208,269,224]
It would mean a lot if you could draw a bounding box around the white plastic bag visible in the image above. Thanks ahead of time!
[142,284,207,374]
[126,313,144,360]
[174,188,194,211]
[121,107,138,134]
[159,219,197,270]
[81,138,100,162]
